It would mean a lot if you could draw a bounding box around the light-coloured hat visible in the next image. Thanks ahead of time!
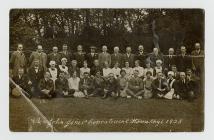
[156,59,162,64]
[61,57,67,62]
[49,60,56,65]
[168,71,174,76]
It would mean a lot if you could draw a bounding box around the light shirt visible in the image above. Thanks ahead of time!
[133,66,144,77]
[103,68,112,77]
[59,65,68,73]
[122,67,133,79]
[111,67,121,78]
[144,68,154,77]
[68,77,80,90]
[49,68,58,81]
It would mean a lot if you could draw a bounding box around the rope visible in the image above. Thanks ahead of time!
[9,78,56,132]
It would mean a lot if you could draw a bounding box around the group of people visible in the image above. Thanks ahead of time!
[9,42,204,101]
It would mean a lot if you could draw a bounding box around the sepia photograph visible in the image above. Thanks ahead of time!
[9,9,204,132]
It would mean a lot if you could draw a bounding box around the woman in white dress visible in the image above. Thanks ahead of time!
[68,71,84,98]
[122,61,133,79]
[133,60,144,78]
[111,62,121,79]
[80,60,90,79]
[154,59,163,78]
[163,71,176,99]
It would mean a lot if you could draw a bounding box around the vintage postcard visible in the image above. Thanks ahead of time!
[9,9,204,132]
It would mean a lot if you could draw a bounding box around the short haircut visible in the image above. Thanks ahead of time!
[146,71,152,76]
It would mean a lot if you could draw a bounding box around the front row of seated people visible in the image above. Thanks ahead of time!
[10,59,197,102]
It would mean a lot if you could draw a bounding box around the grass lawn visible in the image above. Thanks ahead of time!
[9,96,204,132]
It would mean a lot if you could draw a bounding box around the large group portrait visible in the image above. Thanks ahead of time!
[9,8,204,132]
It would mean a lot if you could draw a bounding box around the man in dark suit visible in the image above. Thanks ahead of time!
[86,46,98,68]
[38,72,55,98]
[175,72,196,101]
[48,46,61,65]
[28,59,44,97]
[176,46,192,72]
[123,46,135,68]
[79,72,94,97]
[55,72,71,97]
[72,45,86,68]
[59,44,72,65]
[152,72,168,98]
[164,48,177,71]
[135,45,147,67]
[90,59,103,76]
[111,46,123,68]
[147,47,164,68]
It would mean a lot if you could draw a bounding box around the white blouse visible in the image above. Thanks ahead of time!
[111,67,121,78]
[49,68,58,81]
[68,77,80,90]
[122,67,133,79]
[80,67,90,78]
[59,65,68,74]
[103,68,112,77]
[133,66,144,77]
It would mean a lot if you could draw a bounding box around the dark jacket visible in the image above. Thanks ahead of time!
[123,53,135,67]
[72,52,86,68]
[38,78,54,91]
[28,66,44,87]
[111,53,123,68]
[176,54,192,72]
[47,53,61,65]
[79,77,94,91]
[55,78,69,92]
[86,53,98,68]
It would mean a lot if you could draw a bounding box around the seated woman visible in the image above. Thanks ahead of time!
[55,72,72,97]
[68,71,84,98]
[153,59,164,78]
[143,71,154,99]
[122,61,133,79]
[80,60,90,79]
[48,60,58,83]
[38,72,55,99]
[79,72,94,98]
[58,57,69,74]
[103,73,119,99]
[163,71,176,99]
[143,61,154,78]
[133,60,144,78]
[117,69,129,98]
[102,61,112,78]
[126,70,144,99]
[111,62,121,79]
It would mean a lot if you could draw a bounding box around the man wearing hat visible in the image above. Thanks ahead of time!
[86,46,98,68]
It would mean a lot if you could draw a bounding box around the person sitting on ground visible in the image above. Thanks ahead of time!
[164,71,177,99]
[103,73,119,99]
[152,72,168,98]
[122,61,133,79]
[80,60,90,79]
[10,68,32,98]
[38,72,55,99]
[126,70,144,99]
[111,62,121,79]
[79,72,94,98]
[91,70,105,97]
[68,71,84,98]
[133,60,144,78]
[117,70,129,98]
[143,71,154,99]
[55,72,72,97]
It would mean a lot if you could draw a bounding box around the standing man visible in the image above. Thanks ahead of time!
[123,46,135,68]
[48,46,61,65]
[59,44,72,64]
[191,42,204,77]
[111,46,123,68]
[147,47,164,68]
[164,48,177,71]
[10,43,27,77]
[98,45,111,68]
[86,46,98,68]
[29,45,47,71]
[72,45,86,68]
[135,45,147,67]
[176,46,191,72]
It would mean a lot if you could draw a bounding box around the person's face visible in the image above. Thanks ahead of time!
[17,44,23,51]
[135,61,139,67]
[114,63,119,68]
[96,71,101,77]
[72,61,77,67]
[84,73,89,78]
[62,60,67,65]
[53,47,58,53]
[34,61,39,66]
[44,72,51,79]
[90,48,95,53]
[181,47,186,54]
[180,73,186,79]
[73,71,77,77]
[126,47,131,53]
[77,45,83,52]
[125,62,129,67]
[63,45,68,51]
[156,62,161,67]
[59,73,65,79]
[50,64,56,68]
[133,71,139,77]
[18,69,24,75]
[121,71,126,77]
[172,66,177,72]
[109,74,114,80]
[195,43,201,50]
[157,73,163,79]
[146,63,151,68]
[104,62,109,68]
[169,49,174,55]
[37,46,43,53]
[139,45,144,51]
[83,62,88,67]
[102,46,107,52]
[146,73,151,79]
[168,74,173,79]
[94,60,99,66]
[114,47,119,53]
